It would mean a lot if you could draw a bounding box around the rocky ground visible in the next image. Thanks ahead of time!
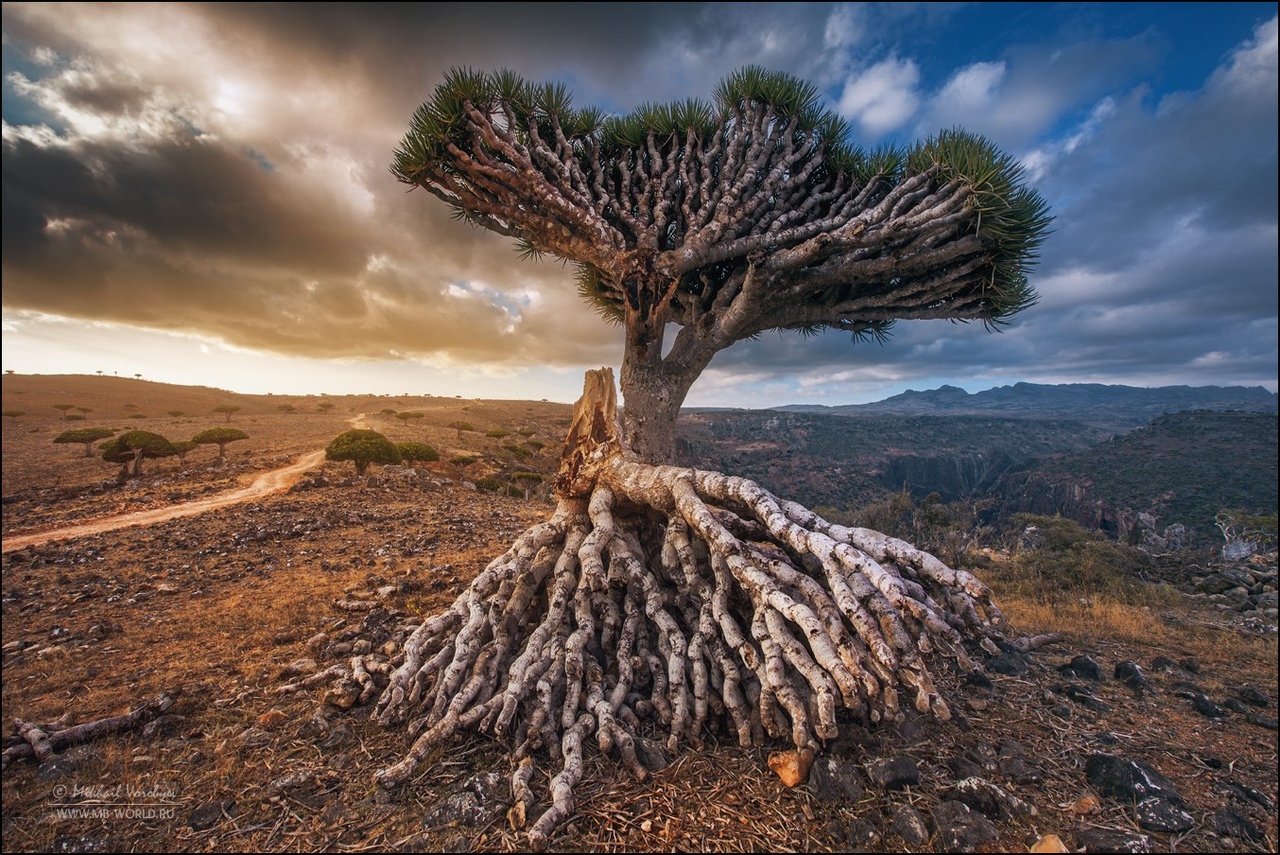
[1,385,1276,853]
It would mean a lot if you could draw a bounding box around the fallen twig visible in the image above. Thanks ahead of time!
[2,689,181,771]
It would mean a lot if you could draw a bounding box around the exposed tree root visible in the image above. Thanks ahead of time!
[2,690,181,772]
[372,371,1009,848]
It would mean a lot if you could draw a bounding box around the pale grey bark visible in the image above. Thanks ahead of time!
[371,370,1008,849]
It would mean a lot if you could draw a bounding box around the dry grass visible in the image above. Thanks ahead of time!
[2,374,1277,853]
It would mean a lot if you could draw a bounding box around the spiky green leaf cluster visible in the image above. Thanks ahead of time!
[394,65,863,185]
[393,66,1052,338]
[575,264,625,325]
[713,65,822,121]
[904,128,1053,325]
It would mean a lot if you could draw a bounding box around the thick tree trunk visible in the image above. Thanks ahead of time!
[617,315,714,464]
[617,368,687,464]
[369,368,1010,849]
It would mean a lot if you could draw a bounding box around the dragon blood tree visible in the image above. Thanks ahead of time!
[372,66,1052,845]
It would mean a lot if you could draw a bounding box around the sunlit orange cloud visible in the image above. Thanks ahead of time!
[1,3,618,379]
[3,3,1276,404]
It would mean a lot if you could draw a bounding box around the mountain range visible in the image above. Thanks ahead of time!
[772,382,1277,432]
[685,383,1277,548]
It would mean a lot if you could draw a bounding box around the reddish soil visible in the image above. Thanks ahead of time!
[1,374,1276,853]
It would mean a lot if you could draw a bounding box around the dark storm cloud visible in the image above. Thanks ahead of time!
[0,2,856,375]
[1,2,635,368]
[1,3,1276,401]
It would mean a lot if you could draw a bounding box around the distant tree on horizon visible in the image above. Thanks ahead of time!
[53,426,116,457]
[213,404,242,422]
[52,403,75,421]
[192,426,250,460]
[396,410,426,425]
[100,429,177,477]
[317,402,336,413]
[2,410,27,421]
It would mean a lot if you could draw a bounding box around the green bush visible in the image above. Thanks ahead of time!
[326,428,401,476]
[397,441,441,465]
[475,477,521,497]
[1000,514,1163,606]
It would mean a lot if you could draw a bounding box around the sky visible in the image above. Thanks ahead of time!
[2,3,1276,407]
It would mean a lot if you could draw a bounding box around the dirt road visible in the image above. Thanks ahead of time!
[1,449,327,553]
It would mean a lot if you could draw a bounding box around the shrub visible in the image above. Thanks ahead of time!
[476,477,521,497]
[999,514,1158,605]
[326,429,402,476]
[397,441,441,466]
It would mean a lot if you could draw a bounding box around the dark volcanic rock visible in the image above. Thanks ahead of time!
[931,800,999,852]
[865,756,920,791]
[808,754,866,803]
[886,803,930,846]
[1115,661,1151,694]
[1212,806,1265,842]
[986,650,1031,675]
[1075,828,1153,852]
[1134,797,1195,833]
[952,776,1035,821]
[1085,753,1184,806]
[1059,654,1105,681]
[1236,685,1270,707]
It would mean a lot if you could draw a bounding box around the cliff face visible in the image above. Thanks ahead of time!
[676,409,1276,549]
[675,410,1106,510]
[984,412,1278,547]
[982,467,1145,540]
[877,450,1014,501]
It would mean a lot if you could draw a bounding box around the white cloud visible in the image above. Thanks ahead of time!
[836,57,920,136]
[822,4,862,51]
[937,61,1006,110]
[1210,14,1278,95]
